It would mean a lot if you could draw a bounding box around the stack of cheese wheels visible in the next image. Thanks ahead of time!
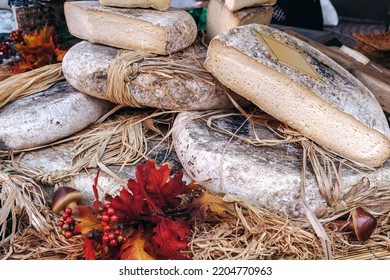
[63,1,247,110]
[204,24,390,168]
[207,0,276,41]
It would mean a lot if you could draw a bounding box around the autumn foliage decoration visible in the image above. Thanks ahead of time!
[11,25,66,73]
[72,160,198,260]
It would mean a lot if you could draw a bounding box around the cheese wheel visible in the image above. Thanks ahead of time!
[15,139,190,206]
[62,41,249,110]
[224,0,276,12]
[64,1,197,55]
[204,24,390,167]
[0,81,114,151]
[173,111,390,216]
[99,0,171,11]
[207,0,273,40]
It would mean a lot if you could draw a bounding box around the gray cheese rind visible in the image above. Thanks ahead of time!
[62,41,248,110]
[15,139,190,206]
[172,111,390,217]
[0,81,114,151]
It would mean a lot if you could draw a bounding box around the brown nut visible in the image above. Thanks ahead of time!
[349,207,377,242]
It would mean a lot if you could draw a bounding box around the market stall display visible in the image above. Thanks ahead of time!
[1,0,389,261]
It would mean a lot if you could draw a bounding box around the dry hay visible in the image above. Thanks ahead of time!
[1,108,390,260]
[1,180,389,260]
[0,68,389,260]
[0,63,64,109]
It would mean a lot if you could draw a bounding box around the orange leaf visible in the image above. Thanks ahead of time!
[55,48,67,61]
[188,191,230,221]
[74,205,103,235]
[11,25,66,73]
[120,230,155,260]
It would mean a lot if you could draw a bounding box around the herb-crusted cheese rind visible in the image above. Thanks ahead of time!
[207,0,273,40]
[62,41,249,110]
[99,0,171,11]
[64,1,197,55]
[223,0,277,12]
[204,24,390,167]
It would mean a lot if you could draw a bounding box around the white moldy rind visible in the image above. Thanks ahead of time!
[62,41,249,110]
[0,81,114,151]
[204,24,390,167]
[172,112,390,217]
[14,140,191,206]
[99,0,171,11]
[223,0,276,12]
[64,1,197,55]
[207,0,273,40]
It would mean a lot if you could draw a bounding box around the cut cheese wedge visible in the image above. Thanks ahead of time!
[64,1,197,55]
[224,0,276,12]
[99,0,171,10]
[207,0,273,40]
[204,24,390,167]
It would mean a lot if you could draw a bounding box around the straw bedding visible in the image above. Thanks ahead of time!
[0,63,389,260]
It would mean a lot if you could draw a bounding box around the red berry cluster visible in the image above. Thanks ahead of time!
[56,207,77,239]
[9,29,24,44]
[0,42,12,56]
[97,203,127,247]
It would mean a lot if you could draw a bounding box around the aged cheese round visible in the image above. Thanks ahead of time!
[172,111,390,216]
[62,41,248,110]
[64,1,197,55]
[204,24,390,167]
[14,139,190,206]
[0,81,114,151]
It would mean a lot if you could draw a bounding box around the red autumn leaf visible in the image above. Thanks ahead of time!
[74,205,103,235]
[110,160,187,221]
[149,218,191,260]
[83,235,97,260]
[119,230,155,260]
[139,161,187,211]
[110,182,149,221]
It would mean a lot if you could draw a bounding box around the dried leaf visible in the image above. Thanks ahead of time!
[83,235,97,260]
[188,191,231,221]
[111,160,187,221]
[120,230,155,260]
[139,160,187,211]
[74,205,103,235]
[11,25,66,73]
[110,183,149,222]
[149,218,191,260]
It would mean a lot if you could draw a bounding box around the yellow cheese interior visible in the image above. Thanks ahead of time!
[204,39,390,167]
